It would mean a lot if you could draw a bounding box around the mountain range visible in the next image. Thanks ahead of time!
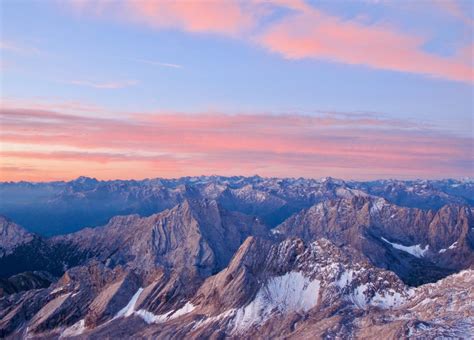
[0,176,473,338]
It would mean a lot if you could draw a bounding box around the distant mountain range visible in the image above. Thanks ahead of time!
[0,176,473,338]
[1,176,473,236]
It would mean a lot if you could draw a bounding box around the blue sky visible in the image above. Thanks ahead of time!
[0,0,473,180]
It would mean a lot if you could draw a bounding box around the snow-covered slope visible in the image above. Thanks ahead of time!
[381,237,429,258]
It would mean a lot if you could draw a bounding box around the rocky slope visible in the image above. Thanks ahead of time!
[0,199,271,337]
[4,238,469,339]
[0,216,87,278]
[0,177,473,338]
[54,199,268,274]
[350,178,474,210]
[1,176,473,235]
[273,196,474,285]
[0,271,54,297]
[0,216,33,257]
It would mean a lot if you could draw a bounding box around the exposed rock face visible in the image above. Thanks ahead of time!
[274,196,474,285]
[0,176,473,338]
[1,176,473,236]
[0,287,54,337]
[1,237,472,339]
[56,199,268,278]
[57,199,269,314]
[0,199,271,337]
[184,238,412,338]
[350,179,472,210]
[0,216,33,256]
[84,271,140,328]
[48,238,472,339]
[1,261,133,338]
[0,271,54,297]
[0,233,87,278]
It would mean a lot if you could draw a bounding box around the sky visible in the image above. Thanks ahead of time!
[0,0,473,181]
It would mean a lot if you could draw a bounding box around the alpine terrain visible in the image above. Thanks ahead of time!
[0,176,473,339]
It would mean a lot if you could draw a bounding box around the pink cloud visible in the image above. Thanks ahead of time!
[66,0,255,35]
[257,5,473,83]
[1,104,472,181]
[62,0,473,83]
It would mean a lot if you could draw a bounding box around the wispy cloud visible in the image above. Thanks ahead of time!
[257,2,473,83]
[0,40,42,55]
[67,0,255,35]
[1,103,472,181]
[137,59,183,69]
[65,79,138,89]
[62,0,473,83]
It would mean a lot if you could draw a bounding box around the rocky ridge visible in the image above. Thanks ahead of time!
[1,176,473,235]
[0,177,473,338]
[34,238,472,339]
[274,196,474,285]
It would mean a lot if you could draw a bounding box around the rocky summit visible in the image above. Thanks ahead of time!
[0,176,473,339]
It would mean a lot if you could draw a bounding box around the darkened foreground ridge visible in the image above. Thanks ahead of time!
[0,176,473,338]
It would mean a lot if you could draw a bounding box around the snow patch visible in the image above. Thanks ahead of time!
[135,309,173,324]
[135,302,195,324]
[448,241,458,250]
[170,302,196,319]
[381,237,429,258]
[114,287,143,318]
[371,289,406,308]
[439,241,458,254]
[50,287,65,295]
[336,269,355,288]
[192,309,237,330]
[370,198,388,214]
[60,319,85,338]
[349,284,407,309]
[233,272,320,332]
[350,283,369,308]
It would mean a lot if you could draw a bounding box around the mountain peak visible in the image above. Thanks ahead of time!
[0,176,473,338]
[320,176,346,185]
[71,176,99,184]
[0,217,34,256]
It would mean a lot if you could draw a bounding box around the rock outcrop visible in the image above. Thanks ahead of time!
[0,216,33,257]
[0,177,473,338]
[274,196,474,285]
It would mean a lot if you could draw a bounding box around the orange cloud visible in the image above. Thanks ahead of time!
[1,104,472,181]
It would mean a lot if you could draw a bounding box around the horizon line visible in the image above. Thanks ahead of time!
[1,174,473,185]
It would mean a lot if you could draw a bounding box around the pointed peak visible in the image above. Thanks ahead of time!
[71,176,99,184]
[320,176,346,185]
